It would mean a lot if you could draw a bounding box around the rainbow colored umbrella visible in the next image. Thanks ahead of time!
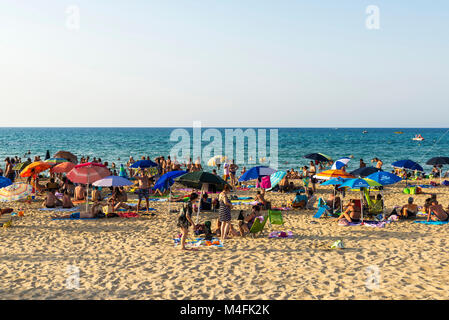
[45,158,69,166]
[0,183,33,202]
[314,169,354,180]
[20,161,52,178]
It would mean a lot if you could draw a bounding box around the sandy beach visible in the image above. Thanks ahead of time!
[2,179,449,300]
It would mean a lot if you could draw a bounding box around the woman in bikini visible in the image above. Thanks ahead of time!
[337,200,361,223]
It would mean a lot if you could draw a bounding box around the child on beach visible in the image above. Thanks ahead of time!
[177,193,199,250]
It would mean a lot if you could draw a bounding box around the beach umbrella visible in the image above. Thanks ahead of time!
[426,157,449,166]
[153,170,187,192]
[339,178,382,222]
[331,157,351,170]
[12,160,32,172]
[67,162,111,211]
[267,171,287,191]
[0,183,33,202]
[304,153,332,162]
[313,169,354,180]
[50,162,76,174]
[207,155,227,167]
[0,177,13,189]
[45,158,69,166]
[391,160,423,172]
[175,171,229,223]
[366,171,402,186]
[54,151,78,164]
[153,170,187,214]
[20,161,52,178]
[320,177,350,186]
[130,160,158,169]
[93,176,133,187]
[238,166,277,182]
[350,166,381,178]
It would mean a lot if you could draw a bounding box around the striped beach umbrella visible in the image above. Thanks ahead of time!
[331,157,351,170]
[0,183,33,202]
[267,171,287,191]
[314,169,354,181]
[45,158,69,166]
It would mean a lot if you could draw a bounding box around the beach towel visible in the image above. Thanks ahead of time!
[39,207,80,212]
[414,220,449,225]
[271,207,292,211]
[268,231,293,238]
[116,212,139,218]
[52,213,98,220]
[173,237,223,248]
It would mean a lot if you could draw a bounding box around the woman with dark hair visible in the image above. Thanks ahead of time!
[177,192,199,250]
[4,158,14,183]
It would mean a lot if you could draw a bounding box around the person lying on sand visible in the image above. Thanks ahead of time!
[0,208,13,216]
[337,200,361,223]
[42,191,62,208]
[427,200,449,222]
[51,203,103,219]
[238,205,261,236]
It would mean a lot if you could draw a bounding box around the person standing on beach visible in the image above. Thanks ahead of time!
[135,171,150,213]
[309,161,317,193]
[218,185,233,240]
[229,159,239,189]
[4,158,14,183]
[177,193,198,250]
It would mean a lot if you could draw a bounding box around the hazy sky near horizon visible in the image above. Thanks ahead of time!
[1,0,448,127]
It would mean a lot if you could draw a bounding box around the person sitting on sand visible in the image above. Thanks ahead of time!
[46,178,60,193]
[337,200,361,223]
[91,186,103,202]
[279,174,289,193]
[200,193,212,211]
[255,190,270,209]
[74,184,86,201]
[62,191,74,209]
[42,191,62,208]
[326,193,341,213]
[399,197,418,219]
[291,191,308,209]
[238,205,262,236]
[177,193,199,250]
[107,187,130,211]
[427,200,449,222]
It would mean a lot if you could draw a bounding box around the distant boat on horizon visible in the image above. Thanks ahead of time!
[412,134,424,141]
[394,131,404,134]
[362,130,368,134]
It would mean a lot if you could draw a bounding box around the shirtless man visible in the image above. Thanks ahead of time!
[62,191,74,208]
[229,159,239,188]
[42,191,62,208]
[74,184,86,201]
[372,158,383,170]
[427,200,449,222]
[51,202,102,220]
[135,171,150,213]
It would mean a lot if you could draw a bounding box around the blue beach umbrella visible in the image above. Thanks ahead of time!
[238,166,277,182]
[366,171,402,186]
[331,157,351,170]
[320,177,350,186]
[391,160,423,172]
[153,170,187,192]
[0,177,13,189]
[130,160,158,169]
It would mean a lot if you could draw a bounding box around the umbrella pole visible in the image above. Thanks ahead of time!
[86,175,89,213]
[196,189,203,224]
[360,190,364,223]
[168,186,172,214]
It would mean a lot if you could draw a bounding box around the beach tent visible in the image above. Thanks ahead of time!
[267,171,287,191]
[238,166,276,182]
[339,178,382,222]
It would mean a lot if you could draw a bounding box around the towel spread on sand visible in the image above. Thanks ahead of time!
[52,214,97,220]
[173,237,223,248]
[272,207,292,211]
[414,220,449,225]
[116,212,139,218]
[39,207,80,212]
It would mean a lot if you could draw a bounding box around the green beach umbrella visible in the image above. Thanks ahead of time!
[13,161,32,171]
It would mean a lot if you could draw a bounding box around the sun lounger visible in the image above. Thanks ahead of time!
[268,210,284,227]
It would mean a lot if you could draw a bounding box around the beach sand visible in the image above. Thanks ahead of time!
[1,179,449,300]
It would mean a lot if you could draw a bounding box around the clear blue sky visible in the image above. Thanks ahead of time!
[1,0,448,127]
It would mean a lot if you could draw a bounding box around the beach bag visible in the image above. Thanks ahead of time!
[260,176,271,189]
[403,188,410,194]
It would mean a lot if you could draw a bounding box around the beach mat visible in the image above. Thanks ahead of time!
[414,220,449,225]
[52,214,97,221]
[173,237,223,248]
[338,220,387,228]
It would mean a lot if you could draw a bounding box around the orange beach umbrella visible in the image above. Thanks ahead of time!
[313,169,354,181]
[20,161,52,178]
[50,162,76,174]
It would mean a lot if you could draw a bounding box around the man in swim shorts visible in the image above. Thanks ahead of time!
[135,171,150,213]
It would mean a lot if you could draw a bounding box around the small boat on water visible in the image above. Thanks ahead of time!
[362,130,368,134]
[394,131,404,134]
[412,134,424,141]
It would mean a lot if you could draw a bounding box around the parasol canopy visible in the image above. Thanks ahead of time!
[238,166,277,182]
[0,183,33,202]
[350,166,381,178]
[314,169,354,180]
[67,162,111,184]
[175,171,228,191]
[20,161,52,178]
[93,176,133,187]
[13,160,32,171]
[50,162,76,174]
[54,151,78,164]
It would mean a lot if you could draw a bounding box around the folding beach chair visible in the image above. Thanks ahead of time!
[268,210,284,227]
[305,196,317,210]
[249,215,268,238]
